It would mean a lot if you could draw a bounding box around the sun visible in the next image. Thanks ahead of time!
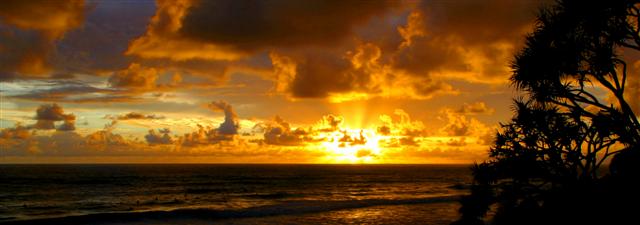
[318,128,384,163]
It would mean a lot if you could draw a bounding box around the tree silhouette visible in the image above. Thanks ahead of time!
[453,0,640,224]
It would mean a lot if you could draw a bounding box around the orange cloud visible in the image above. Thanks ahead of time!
[108,63,159,91]
[0,0,86,77]
[0,123,31,139]
[105,112,165,121]
[455,102,495,115]
[438,108,494,143]
[391,1,542,84]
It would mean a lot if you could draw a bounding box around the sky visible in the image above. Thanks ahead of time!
[0,0,608,163]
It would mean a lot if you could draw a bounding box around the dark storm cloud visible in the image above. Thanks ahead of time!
[52,0,155,74]
[284,51,368,98]
[179,0,395,52]
[263,0,547,100]
[124,0,546,100]
[391,0,548,83]
[420,0,542,44]
[0,0,86,78]
[0,26,51,79]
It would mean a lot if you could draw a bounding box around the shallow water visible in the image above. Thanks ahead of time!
[0,164,471,224]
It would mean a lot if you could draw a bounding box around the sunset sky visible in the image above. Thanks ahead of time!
[0,0,600,163]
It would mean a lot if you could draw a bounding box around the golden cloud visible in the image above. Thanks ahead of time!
[108,63,159,91]
[105,112,166,121]
[455,102,495,115]
[0,105,496,163]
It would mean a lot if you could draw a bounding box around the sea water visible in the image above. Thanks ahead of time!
[0,164,471,224]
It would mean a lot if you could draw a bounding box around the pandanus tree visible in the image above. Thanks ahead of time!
[453,0,640,224]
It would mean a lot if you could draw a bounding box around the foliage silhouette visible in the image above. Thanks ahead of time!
[453,0,640,224]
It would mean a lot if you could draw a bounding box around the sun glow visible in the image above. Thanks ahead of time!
[318,128,384,163]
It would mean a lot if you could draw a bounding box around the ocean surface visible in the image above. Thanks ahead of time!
[0,164,472,225]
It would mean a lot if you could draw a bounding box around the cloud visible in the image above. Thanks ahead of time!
[145,128,174,145]
[271,51,358,98]
[317,114,344,132]
[377,109,428,137]
[51,1,156,74]
[6,79,120,102]
[208,100,239,135]
[0,0,86,77]
[108,63,159,91]
[455,102,495,115]
[127,0,395,61]
[180,0,394,52]
[376,109,429,147]
[0,0,546,105]
[0,27,53,78]
[0,105,496,163]
[270,0,536,102]
[0,123,31,139]
[439,108,492,138]
[32,103,76,131]
[263,0,542,101]
[125,0,244,61]
[269,42,460,101]
[106,112,165,120]
[337,130,367,146]
[179,124,236,146]
[257,116,317,146]
[1,120,136,156]
[85,124,128,147]
[57,119,76,131]
[390,1,544,83]
[178,100,240,146]
[446,137,468,147]
[121,0,404,99]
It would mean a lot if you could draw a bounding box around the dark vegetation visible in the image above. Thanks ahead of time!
[453,0,640,224]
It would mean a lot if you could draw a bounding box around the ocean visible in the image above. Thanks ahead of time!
[0,164,471,225]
